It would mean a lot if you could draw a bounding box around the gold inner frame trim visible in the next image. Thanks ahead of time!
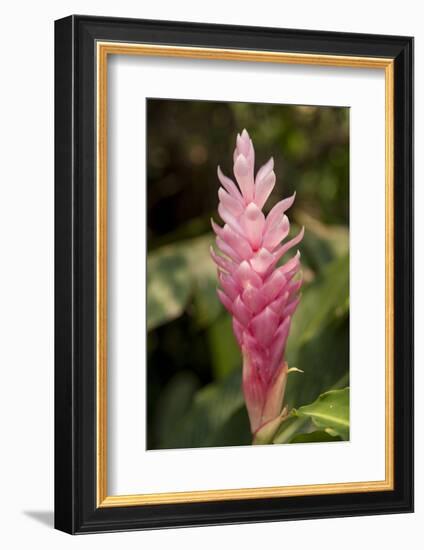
[96,42,395,508]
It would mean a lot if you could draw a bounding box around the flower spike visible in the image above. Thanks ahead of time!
[211,129,303,440]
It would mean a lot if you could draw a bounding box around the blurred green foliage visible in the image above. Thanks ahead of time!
[146,99,349,449]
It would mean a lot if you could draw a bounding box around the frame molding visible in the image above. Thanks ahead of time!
[55,15,413,534]
[96,41,394,508]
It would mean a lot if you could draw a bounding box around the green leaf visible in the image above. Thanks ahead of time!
[289,430,342,444]
[147,246,191,331]
[293,387,349,440]
[296,210,349,267]
[289,253,349,347]
[160,369,248,449]
[284,253,349,409]
[147,234,222,331]
[284,317,349,410]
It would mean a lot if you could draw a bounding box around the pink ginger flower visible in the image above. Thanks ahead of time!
[211,129,304,441]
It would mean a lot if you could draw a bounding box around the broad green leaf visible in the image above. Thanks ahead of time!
[293,387,349,440]
[289,430,342,444]
[294,224,336,274]
[147,233,221,331]
[284,317,349,409]
[147,246,191,331]
[272,372,349,444]
[295,210,348,266]
[284,252,349,409]
[194,370,244,430]
[289,253,349,347]
[160,368,247,449]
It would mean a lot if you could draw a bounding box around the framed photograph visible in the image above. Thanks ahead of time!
[54,15,413,534]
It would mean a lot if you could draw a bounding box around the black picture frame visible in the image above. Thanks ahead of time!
[55,14,414,534]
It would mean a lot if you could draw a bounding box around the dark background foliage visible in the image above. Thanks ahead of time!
[146,98,349,449]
